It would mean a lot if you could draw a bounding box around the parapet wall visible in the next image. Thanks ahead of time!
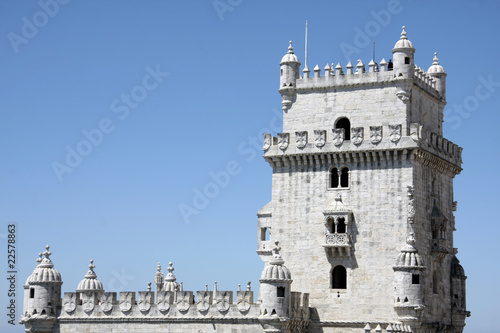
[262,122,462,171]
[60,290,260,319]
[295,60,439,100]
[59,289,310,322]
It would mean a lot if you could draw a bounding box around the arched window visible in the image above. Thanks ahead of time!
[260,227,270,241]
[332,265,347,289]
[330,168,339,188]
[335,118,351,140]
[326,217,335,233]
[337,217,346,234]
[277,286,285,297]
[340,167,349,188]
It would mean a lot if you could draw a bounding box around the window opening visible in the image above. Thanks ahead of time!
[327,217,335,233]
[335,118,351,140]
[433,270,439,294]
[277,287,285,297]
[337,217,346,234]
[340,167,349,188]
[332,266,347,289]
[412,274,420,285]
[330,168,339,188]
[260,227,270,241]
[30,288,35,299]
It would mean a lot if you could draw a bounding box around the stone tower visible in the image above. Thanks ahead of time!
[259,27,469,332]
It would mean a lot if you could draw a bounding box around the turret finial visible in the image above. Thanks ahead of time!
[37,246,54,268]
[43,245,52,259]
[147,282,152,292]
[400,26,407,40]
[406,232,416,246]
[433,52,439,65]
[272,240,282,258]
[167,262,174,273]
[288,41,294,54]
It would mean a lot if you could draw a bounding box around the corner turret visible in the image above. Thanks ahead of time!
[392,26,415,78]
[279,41,301,111]
[393,233,426,328]
[20,246,62,333]
[259,241,292,318]
[427,52,447,100]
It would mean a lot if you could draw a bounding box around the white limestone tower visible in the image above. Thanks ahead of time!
[20,246,62,333]
[259,26,469,332]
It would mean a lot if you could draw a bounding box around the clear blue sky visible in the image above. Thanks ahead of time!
[0,1,498,332]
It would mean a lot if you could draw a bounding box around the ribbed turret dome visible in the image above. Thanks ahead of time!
[428,52,445,74]
[76,260,103,292]
[394,233,424,267]
[25,245,62,284]
[280,41,300,64]
[260,241,292,281]
[393,26,414,50]
[451,256,465,277]
[164,262,180,291]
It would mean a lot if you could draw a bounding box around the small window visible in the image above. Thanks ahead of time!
[340,167,349,188]
[330,168,339,188]
[280,69,283,76]
[335,118,351,140]
[277,287,285,297]
[30,288,35,298]
[412,274,420,285]
[433,270,438,294]
[405,57,410,64]
[332,265,347,289]
[260,227,270,241]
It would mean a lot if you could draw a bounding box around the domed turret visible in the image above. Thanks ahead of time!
[451,256,468,314]
[427,52,447,100]
[164,262,180,291]
[20,246,62,331]
[76,260,103,293]
[279,41,301,111]
[259,241,292,318]
[393,233,425,324]
[392,26,415,78]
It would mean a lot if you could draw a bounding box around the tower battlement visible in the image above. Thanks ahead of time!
[262,122,462,173]
[295,62,439,101]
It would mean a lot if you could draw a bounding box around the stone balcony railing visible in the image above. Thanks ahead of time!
[323,233,351,257]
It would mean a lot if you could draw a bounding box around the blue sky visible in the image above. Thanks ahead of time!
[0,1,499,332]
